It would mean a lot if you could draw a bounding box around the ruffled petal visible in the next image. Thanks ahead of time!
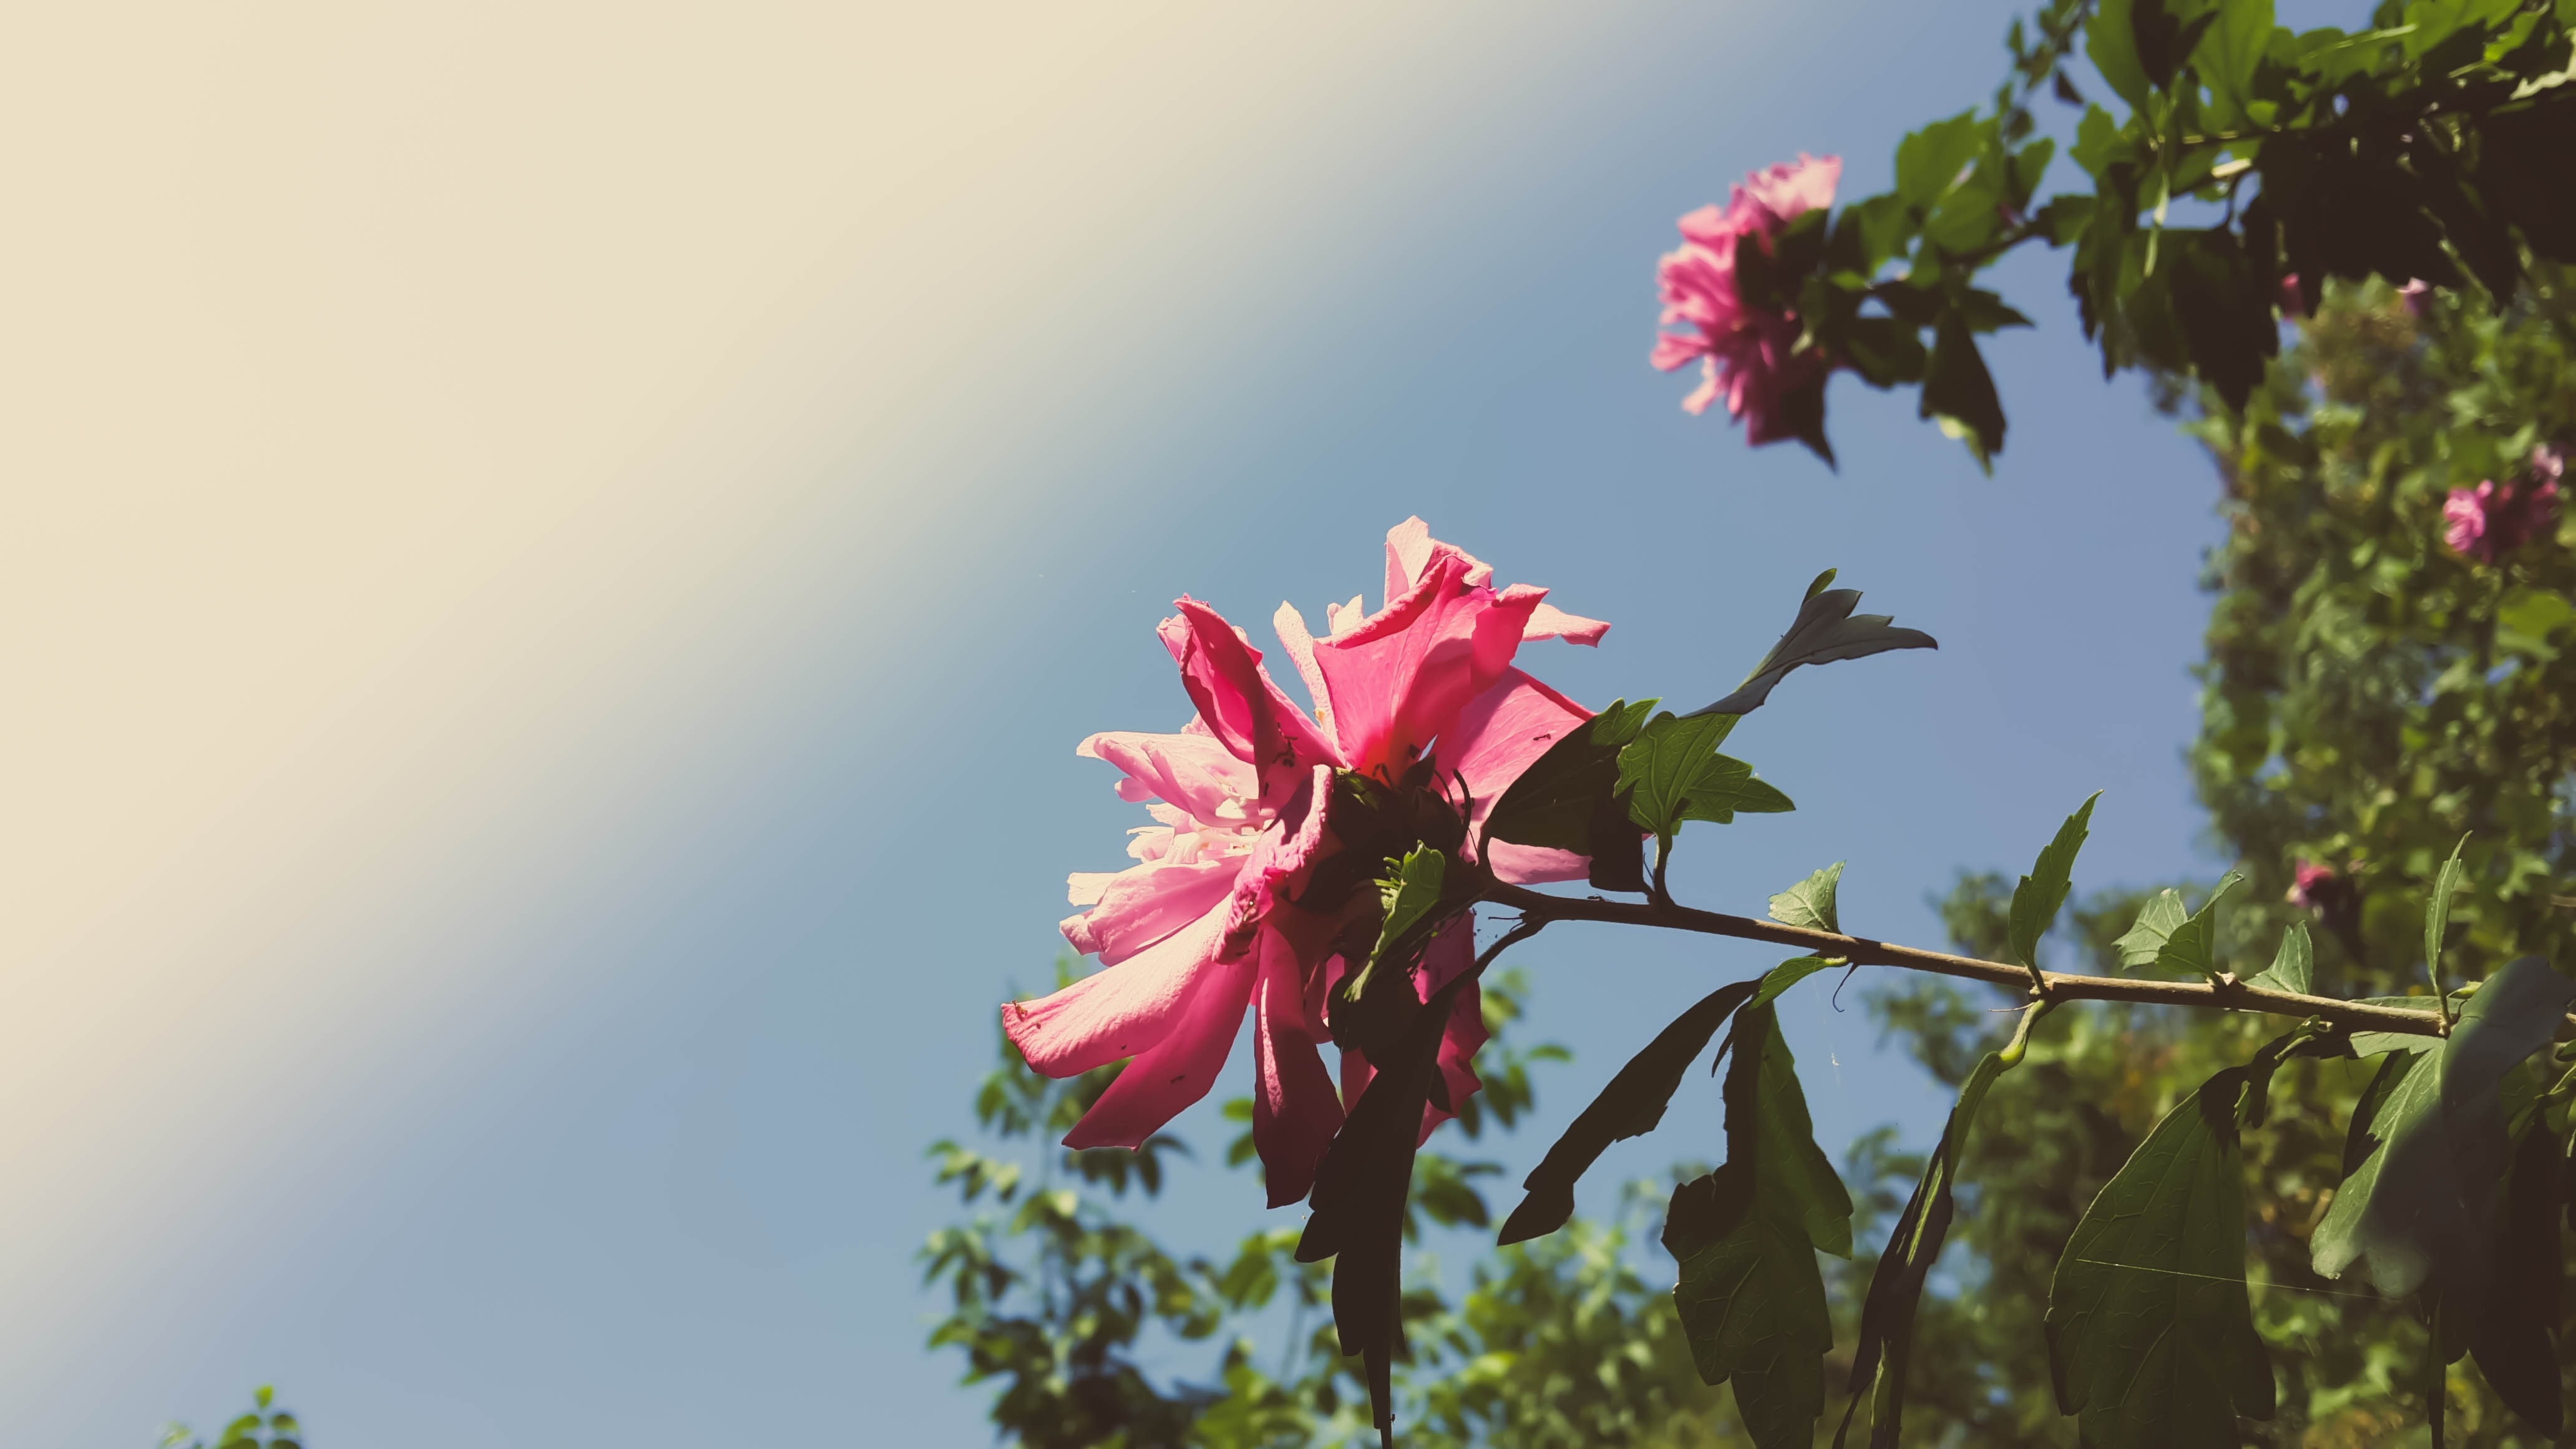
[1158,599,1339,794]
[1061,945,1261,1149]
[1007,899,1228,1077]
[1080,730,1259,820]
[1523,601,1609,646]
[1251,930,1342,1206]
[1061,856,1245,964]
[1312,547,1538,778]
[1269,601,1336,744]
[1442,668,1598,885]
[1219,766,1333,957]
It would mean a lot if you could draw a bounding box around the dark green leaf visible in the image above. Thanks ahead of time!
[1297,970,1474,1446]
[1677,753,1797,825]
[1920,312,2005,467]
[2468,1116,2565,1435]
[1330,846,1459,1056]
[1498,979,1761,1245]
[2315,958,2576,1309]
[1481,698,1657,855]
[1767,862,1845,935]
[2008,792,2100,973]
[1667,1005,1853,1449]
[2245,921,2313,995]
[1689,578,1938,719]
[1837,1043,2017,1448]
[2045,1070,2275,1447]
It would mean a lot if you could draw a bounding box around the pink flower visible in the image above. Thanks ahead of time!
[2444,448,2562,563]
[2399,278,2432,318]
[1651,154,1841,443]
[1010,520,1608,1204]
[2278,273,2305,319]
[2286,859,2336,912]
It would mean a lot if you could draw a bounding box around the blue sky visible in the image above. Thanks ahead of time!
[9,4,2240,1444]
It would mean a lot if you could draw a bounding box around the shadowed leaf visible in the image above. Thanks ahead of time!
[1498,979,1762,1245]
[2008,792,2100,973]
[1688,575,1937,720]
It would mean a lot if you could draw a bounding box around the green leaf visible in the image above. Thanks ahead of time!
[2194,0,2275,128]
[1749,956,1842,1013]
[1666,1005,1853,1449]
[2425,833,2469,997]
[1690,576,1938,719]
[1330,846,1459,1055]
[2468,1116,2567,1435]
[1677,753,1797,825]
[1837,1040,2020,1448]
[2155,872,2242,982]
[1296,968,1478,1444]
[1481,698,1657,855]
[1620,711,1730,840]
[2314,957,2576,1307]
[1920,312,2006,467]
[2008,792,2100,973]
[1498,979,1761,1244]
[1767,862,1845,934]
[1895,110,1985,209]
[2112,888,2188,968]
[2245,922,2313,995]
[2087,0,2154,108]
[2046,1070,2275,1447]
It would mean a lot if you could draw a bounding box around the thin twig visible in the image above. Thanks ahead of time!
[1486,883,2486,1039]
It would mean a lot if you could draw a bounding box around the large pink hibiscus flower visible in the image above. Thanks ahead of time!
[1007,519,1607,1204]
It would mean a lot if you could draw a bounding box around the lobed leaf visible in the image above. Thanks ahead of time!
[1689,574,1938,720]
[1498,979,1762,1246]
[1767,862,1845,935]
[1666,1005,1853,1449]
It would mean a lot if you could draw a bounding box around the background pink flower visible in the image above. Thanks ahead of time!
[2444,446,2562,562]
[1651,154,1840,442]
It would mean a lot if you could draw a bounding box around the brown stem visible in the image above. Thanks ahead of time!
[1486,883,2470,1039]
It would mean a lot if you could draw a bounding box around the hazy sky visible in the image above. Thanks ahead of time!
[2,4,2230,1443]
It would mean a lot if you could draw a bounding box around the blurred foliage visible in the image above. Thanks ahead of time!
[159,1386,301,1449]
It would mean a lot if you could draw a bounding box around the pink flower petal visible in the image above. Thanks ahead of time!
[1061,855,1246,964]
[1080,729,1259,821]
[1251,930,1342,1206]
[1221,766,1333,956]
[1523,601,1609,646]
[1312,547,1538,777]
[1158,599,1339,793]
[1269,601,1336,743]
[1443,668,1597,884]
[1062,946,1261,1150]
[1007,899,1229,1077]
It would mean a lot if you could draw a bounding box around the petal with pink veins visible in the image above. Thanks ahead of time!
[1080,730,1259,819]
[1312,548,1538,777]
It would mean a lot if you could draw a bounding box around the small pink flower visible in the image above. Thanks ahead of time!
[2278,273,2305,319]
[2399,278,2432,318]
[2286,859,2336,912]
[1652,155,1840,444]
[1012,520,1608,1204]
[2444,449,2562,563]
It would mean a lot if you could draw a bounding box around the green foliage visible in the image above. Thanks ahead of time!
[1764,862,1845,935]
[1742,0,2576,464]
[1663,1006,1853,1449]
[1690,572,1938,720]
[1500,980,1761,1247]
[2045,1063,2280,1448]
[160,1387,301,1449]
[2009,791,2100,984]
